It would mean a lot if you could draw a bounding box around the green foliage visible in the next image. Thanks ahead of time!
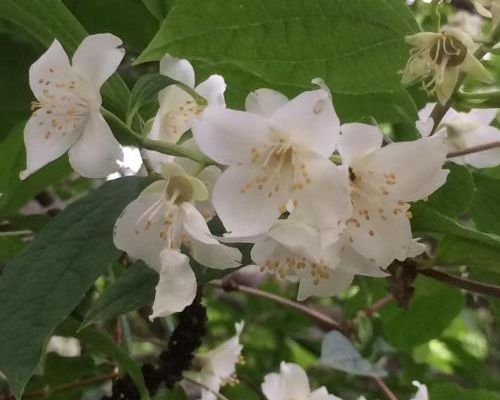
[137,0,418,122]
[472,173,500,235]
[379,277,464,350]
[82,262,157,329]
[319,331,387,377]
[430,383,500,399]
[0,177,150,398]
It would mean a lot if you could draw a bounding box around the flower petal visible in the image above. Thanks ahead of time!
[436,67,459,105]
[192,106,269,165]
[297,267,354,300]
[29,39,72,100]
[181,203,241,269]
[269,89,340,157]
[204,321,244,378]
[113,181,168,271]
[291,152,352,232]
[159,54,195,87]
[363,135,448,202]
[261,363,311,400]
[328,240,388,277]
[72,34,124,90]
[212,164,288,236]
[461,52,493,83]
[151,249,196,319]
[20,111,82,179]
[309,387,343,400]
[410,381,429,400]
[195,75,226,106]
[467,108,497,125]
[463,125,500,168]
[338,123,384,165]
[245,88,288,118]
[68,112,123,177]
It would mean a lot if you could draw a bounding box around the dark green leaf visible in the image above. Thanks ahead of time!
[0,176,151,398]
[128,73,178,125]
[0,0,129,117]
[81,262,157,329]
[0,237,24,263]
[430,383,500,400]
[427,163,474,218]
[471,173,500,235]
[319,331,387,377]
[380,276,464,350]
[435,235,500,272]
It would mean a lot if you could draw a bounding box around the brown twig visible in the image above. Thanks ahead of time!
[0,371,119,399]
[210,281,346,333]
[419,268,500,298]
[363,294,394,317]
[447,141,500,158]
[371,377,399,400]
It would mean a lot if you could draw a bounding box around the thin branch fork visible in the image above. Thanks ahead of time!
[419,268,500,298]
[210,280,346,333]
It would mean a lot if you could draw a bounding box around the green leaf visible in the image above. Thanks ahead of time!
[142,0,172,21]
[81,262,157,329]
[471,173,500,235]
[137,0,418,122]
[434,235,500,272]
[0,237,24,263]
[0,0,129,117]
[411,202,500,249]
[380,276,464,350]
[427,163,474,218]
[318,331,387,377]
[430,383,500,400]
[0,176,151,399]
[128,73,178,125]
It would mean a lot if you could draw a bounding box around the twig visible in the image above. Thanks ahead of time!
[1,371,119,399]
[447,141,500,158]
[210,281,345,333]
[371,377,399,400]
[363,294,394,317]
[419,268,500,298]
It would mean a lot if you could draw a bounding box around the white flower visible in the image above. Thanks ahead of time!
[192,321,244,400]
[145,55,225,169]
[261,362,343,400]
[410,381,429,400]
[402,28,492,104]
[192,86,352,237]
[113,162,241,318]
[337,123,448,268]
[417,103,500,168]
[21,34,125,179]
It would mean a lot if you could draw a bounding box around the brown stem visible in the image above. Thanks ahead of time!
[447,140,500,158]
[0,371,119,399]
[371,377,399,400]
[419,268,500,298]
[363,294,394,317]
[210,281,345,333]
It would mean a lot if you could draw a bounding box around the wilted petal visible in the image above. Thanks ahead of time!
[151,249,196,319]
[68,112,123,178]
[72,34,124,90]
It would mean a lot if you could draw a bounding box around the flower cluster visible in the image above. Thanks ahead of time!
[23,34,455,318]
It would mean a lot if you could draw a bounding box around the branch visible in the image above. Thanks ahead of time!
[371,377,399,400]
[447,141,500,158]
[1,372,119,399]
[362,294,394,317]
[419,268,500,298]
[210,281,346,333]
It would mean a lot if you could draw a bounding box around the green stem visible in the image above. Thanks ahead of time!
[101,108,212,166]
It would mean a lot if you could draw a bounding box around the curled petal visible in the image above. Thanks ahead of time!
[195,75,226,106]
[151,250,196,319]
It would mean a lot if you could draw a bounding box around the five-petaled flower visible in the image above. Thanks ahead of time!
[402,28,492,105]
[22,34,125,179]
[337,123,448,268]
[192,86,351,237]
[113,162,241,318]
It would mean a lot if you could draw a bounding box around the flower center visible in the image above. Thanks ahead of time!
[160,98,204,143]
[430,34,467,68]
